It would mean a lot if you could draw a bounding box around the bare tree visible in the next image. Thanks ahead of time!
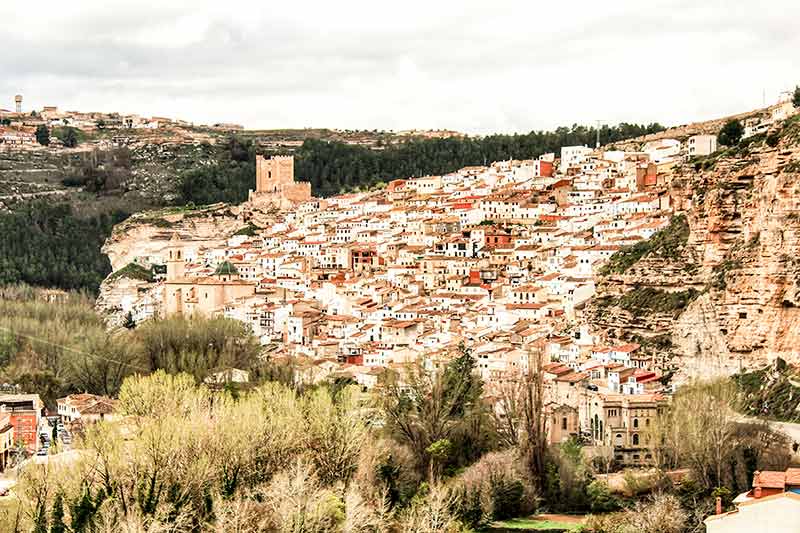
[520,348,548,493]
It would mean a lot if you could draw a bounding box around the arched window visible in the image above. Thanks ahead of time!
[633,418,639,429]
[632,434,640,446]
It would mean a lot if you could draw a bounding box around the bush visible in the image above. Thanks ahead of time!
[586,480,621,513]
[767,131,780,147]
[452,449,537,527]
[586,493,687,533]
[107,262,154,283]
[718,119,744,147]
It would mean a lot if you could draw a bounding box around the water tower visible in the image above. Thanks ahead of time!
[14,94,22,113]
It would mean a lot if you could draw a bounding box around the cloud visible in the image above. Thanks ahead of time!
[1,0,798,133]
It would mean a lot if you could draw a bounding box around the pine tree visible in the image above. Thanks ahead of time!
[35,125,50,146]
[33,502,48,533]
[718,119,744,146]
[63,128,78,148]
[50,493,66,533]
[123,311,136,330]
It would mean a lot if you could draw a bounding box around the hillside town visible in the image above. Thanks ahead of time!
[0,86,797,530]
[114,124,726,466]
[0,94,465,152]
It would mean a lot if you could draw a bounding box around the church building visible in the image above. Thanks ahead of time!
[163,233,256,317]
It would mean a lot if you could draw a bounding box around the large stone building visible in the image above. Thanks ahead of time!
[248,155,312,207]
[163,233,255,317]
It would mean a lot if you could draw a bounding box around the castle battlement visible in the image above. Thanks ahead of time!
[250,155,311,206]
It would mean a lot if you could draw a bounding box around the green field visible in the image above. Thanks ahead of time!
[491,516,585,531]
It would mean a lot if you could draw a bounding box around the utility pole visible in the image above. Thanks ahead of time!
[595,120,607,149]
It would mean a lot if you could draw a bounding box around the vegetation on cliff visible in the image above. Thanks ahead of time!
[599,214,691,276]
[596,287,700,317]
[734,359,800,422]
[106,262,154,283]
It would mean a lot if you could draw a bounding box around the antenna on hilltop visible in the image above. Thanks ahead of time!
[595,120,607,149]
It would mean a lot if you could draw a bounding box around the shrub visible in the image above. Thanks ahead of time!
[452,449,537,527]
[766,131,780,147]
[107,262,154,283]
[718,119,744,147]
[586,480,621,513]
[585,493,687,533]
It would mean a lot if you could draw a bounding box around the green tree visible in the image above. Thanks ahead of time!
[35,125,50,146]
[62,128,78,148]
[49,493,66,533]
[379,344,491,476]
[33,502,48,533]
[717,119,744,146]
[793,86,800,108]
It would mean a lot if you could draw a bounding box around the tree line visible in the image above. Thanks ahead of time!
[179,122,665,203]
[0,202,127,293]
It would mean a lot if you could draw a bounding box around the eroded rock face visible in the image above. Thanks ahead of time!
[102,204,242,271]
[691,150,800,368]
[95,275,153,328]
[588,117,800,378]
[97,203,248,325]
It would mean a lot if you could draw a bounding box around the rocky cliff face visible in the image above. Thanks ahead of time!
[588,114,800,379]
[101,203,243,271]
[97,203,249,322]
[96,200,282,323]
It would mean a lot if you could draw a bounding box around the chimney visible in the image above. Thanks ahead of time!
[715,496,722,515]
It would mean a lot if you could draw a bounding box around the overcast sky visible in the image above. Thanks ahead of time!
[2,0,798,134]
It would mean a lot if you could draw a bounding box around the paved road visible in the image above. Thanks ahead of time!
[740,416,800,458]
[768,419,800,443]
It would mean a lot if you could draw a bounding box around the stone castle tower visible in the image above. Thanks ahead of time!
[256,155,295,193]
[249,155,311,206]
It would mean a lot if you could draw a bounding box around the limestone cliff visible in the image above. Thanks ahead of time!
[587,114,800,379]
[96,203,254,323]
[102,203,243,271]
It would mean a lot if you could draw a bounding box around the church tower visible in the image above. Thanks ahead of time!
[166,232,185,281]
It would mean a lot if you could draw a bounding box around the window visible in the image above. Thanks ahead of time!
[633,418,639,429]
[632,434,640,446]
[562,417,567,430]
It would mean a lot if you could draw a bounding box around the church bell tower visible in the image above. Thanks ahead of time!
[166,232,185,281]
